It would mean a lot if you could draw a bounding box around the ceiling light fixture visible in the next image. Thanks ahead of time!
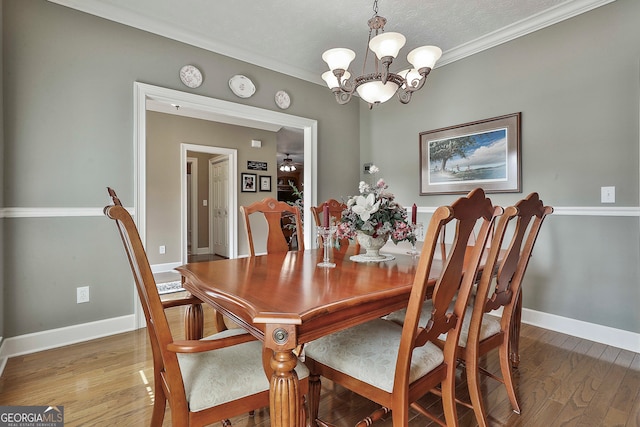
[321,0,442,108]
[279,154,297,172]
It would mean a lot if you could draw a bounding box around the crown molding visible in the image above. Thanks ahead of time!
[47,0,616,85]
[439,0,617,67]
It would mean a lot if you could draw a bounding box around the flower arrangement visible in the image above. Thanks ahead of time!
[336,165,416,245]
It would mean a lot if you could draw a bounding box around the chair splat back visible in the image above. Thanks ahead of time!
[311,199,358,251]
[405,188,501,354]
[485,192,554,313]
[241,197,304,256]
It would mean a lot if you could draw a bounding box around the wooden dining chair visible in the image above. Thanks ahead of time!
[387,192,553,427]
[241,197,304,256]
[461,192,553,426]
[304,188,502,427]
[105,188,310,427]
[310,198,358,251]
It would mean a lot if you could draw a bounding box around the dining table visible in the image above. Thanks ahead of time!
[176,245,503,427]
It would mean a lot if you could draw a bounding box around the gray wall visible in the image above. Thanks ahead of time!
[361,0,640,333]
[1,0,359,337]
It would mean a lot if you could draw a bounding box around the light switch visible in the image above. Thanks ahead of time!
[601,186,615,203]
[203,199,208,207]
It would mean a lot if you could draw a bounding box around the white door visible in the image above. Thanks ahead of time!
[210,157,229,257]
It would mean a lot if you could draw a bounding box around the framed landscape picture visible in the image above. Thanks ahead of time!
[419,113,521,195]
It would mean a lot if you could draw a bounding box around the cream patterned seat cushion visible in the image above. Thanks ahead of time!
[385,302,502,346]
[178,328,310,412]
[304,318,443,393]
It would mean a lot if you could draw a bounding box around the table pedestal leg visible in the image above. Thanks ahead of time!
[270,349,301,427]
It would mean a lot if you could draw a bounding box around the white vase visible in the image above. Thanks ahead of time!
[356,231,389,260]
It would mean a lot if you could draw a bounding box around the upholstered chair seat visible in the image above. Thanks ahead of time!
[178,328,309,412]
[305,319,443,393]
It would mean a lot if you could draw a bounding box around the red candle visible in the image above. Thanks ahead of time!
[323,203,330,227]
[411,203,417,225]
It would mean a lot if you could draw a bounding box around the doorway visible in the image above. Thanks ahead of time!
[181,144,236,264]
[134,82,318,329]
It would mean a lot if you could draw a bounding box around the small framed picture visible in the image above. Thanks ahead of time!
[241,173,257,192]
[259,175,272,192]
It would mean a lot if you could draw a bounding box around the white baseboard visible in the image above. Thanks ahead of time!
[0,315,137,376]
[151,261,181,274]
[520,308,639,353]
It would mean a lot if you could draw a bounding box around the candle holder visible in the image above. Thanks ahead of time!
[317,226,337,268]
[407,222,424,257]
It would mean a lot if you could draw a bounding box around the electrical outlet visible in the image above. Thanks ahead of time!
[159,245,166,254]
[77,286,90,304]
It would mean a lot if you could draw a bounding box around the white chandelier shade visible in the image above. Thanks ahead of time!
[356,80,399,104]
[407,45,442,70]
[368,32,406,60]
[321,48,356,73]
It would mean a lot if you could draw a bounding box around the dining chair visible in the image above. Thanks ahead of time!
[304,188,502,427]
[462,192,553,426]
[387,192,553,427]
[105,188,310,427]
[241,197,304,256]
[310,198,358,251]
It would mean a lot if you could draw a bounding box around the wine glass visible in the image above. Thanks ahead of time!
[407,222,424,257]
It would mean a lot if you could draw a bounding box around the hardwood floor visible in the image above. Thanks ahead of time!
[1,300,638,426]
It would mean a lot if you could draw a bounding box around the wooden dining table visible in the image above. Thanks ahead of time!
[176,245,500,427]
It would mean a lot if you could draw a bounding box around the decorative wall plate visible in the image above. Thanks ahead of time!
[275,90,291,109]
[179,65,203,88]
[228,75,256,98]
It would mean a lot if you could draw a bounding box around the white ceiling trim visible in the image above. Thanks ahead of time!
[440,0,616,67]
[48,0,616,83]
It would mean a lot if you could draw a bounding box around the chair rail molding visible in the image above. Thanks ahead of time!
[2,205,638,219]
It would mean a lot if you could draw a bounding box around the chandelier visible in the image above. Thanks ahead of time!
[279,154,297,172]
[321,0,442,107]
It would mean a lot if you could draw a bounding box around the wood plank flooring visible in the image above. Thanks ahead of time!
[1,299,638,426]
